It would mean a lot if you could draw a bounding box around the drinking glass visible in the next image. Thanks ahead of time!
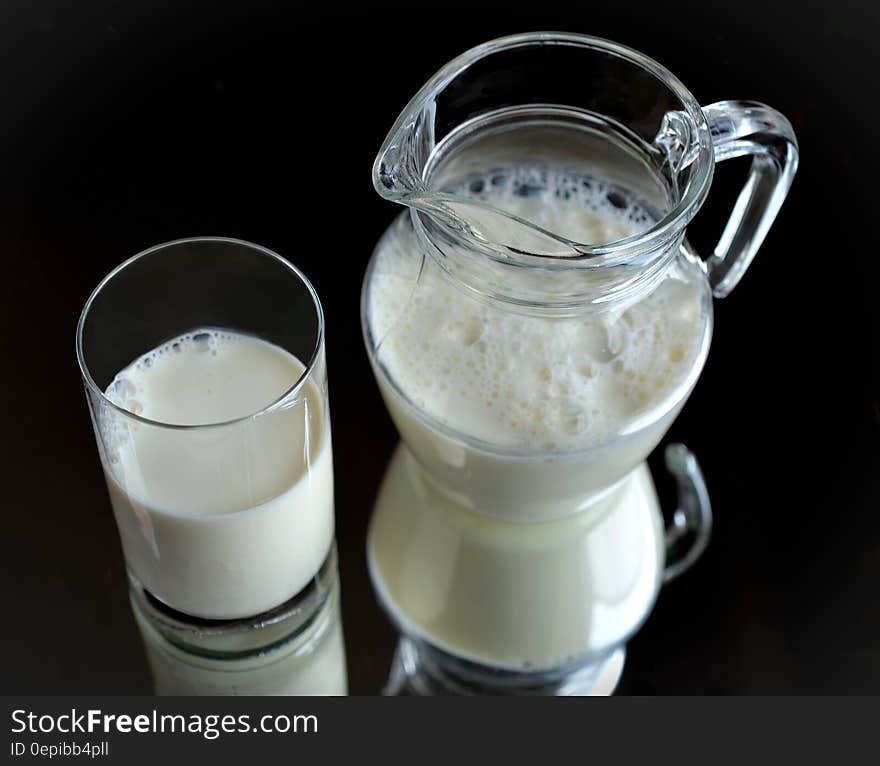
[77,237,335,620]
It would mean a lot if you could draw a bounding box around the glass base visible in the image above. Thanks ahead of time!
[384,635,625,696]
[128,545,348,695]
[128,544,338,657]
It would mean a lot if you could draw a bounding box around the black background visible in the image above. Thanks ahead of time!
[1,0,877,694]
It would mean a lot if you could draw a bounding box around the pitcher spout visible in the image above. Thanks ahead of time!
[370,32,719,314]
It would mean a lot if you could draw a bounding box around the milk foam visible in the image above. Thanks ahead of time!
[99,329,335,618]
[105,329,297,426]
[368,166,705,453]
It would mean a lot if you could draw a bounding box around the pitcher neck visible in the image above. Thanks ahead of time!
[412,205,693,318]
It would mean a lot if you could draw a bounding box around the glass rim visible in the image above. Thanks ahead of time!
[373,31,716,264]
[75,236,326,431]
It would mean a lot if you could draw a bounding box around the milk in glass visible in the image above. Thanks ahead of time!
[100,329,334,619]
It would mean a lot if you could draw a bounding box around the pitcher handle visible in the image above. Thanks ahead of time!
[696,101,799,297]
[662,443,712,584]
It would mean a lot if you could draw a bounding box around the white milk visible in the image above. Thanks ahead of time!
[366,167,710,521]
[132,586,348,696]
[99,330,334,619]
[368,445,665,671]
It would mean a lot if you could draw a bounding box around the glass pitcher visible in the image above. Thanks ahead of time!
[362,32,798,524]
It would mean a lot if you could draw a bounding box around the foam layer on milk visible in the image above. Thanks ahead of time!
[367,166,705,453]
[105,329,300,426]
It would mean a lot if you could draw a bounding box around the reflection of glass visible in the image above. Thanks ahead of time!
[130,550,347,696]
[363,33,786,692]
[77,237,335,622]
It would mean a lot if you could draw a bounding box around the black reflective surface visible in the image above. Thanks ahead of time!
[2,0,878,694]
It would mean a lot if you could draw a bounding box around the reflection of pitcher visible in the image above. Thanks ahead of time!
[362,33,797,692]
[369,445,665,673]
